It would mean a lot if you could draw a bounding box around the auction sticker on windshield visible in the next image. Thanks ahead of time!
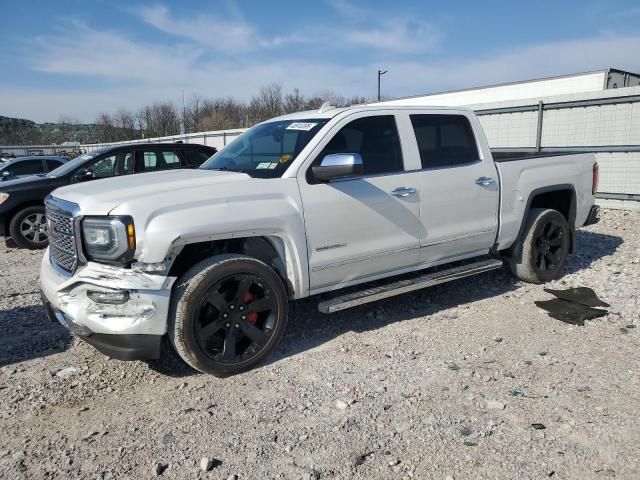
[286,122,318,131]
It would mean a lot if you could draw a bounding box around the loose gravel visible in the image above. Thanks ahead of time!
[1,209,639,479]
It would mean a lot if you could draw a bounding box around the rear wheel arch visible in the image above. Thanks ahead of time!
[510,185,577,256]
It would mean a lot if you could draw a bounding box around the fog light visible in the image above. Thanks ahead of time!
[87,290,130,305]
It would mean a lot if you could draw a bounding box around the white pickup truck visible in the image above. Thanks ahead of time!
[40,104,600,376]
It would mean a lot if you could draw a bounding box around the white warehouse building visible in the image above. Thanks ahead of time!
[380,68,640,209]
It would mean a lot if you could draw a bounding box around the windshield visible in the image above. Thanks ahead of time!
[201,119,328,178]
[47,149,106,177]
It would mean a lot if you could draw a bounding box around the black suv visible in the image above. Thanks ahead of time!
[0,156,70,181]
[0,143,216,249]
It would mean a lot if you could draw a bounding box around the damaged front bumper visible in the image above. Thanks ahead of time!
[40,251,176,361]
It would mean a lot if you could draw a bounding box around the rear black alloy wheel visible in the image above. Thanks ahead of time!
[170,254,288,376]
[532,219,565,272]
[194,274,276,365]
[509,208,570,284]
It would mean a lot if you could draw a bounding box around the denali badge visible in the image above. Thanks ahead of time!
[316,243,346,251]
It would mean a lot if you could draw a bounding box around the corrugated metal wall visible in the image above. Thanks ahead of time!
[471,86,640,208]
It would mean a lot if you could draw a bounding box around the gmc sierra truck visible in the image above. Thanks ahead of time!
[40,104,600,376]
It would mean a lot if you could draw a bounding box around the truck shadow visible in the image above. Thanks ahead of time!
[148,229,622,377]
[266,229,623,368]
[0,304,74,367]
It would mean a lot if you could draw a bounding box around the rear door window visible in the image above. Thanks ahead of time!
[86,151,133,178]
[138,150,184,172]
[410,114,479,168]
[184,149,211,166]
[46,159,64,171]
[10,159,45,176]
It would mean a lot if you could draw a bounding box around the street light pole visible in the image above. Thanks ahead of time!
[377,69,388,101]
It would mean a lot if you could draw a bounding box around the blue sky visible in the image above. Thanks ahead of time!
[1,0,640,122]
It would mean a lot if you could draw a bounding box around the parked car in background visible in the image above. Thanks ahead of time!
[0,143,216,249]
[0,156,70,181]
[39,104,599,376]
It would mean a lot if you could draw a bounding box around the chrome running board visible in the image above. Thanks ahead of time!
[318,258,504,314]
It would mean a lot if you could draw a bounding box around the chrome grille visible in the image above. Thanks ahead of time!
[46,201,78,274]
[46,209,73,235]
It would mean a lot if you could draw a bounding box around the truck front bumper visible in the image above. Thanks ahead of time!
[40,251,176,361]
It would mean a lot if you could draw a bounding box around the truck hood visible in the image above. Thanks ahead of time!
[53,169,252,215]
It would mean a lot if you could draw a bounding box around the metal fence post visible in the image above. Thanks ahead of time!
[536,100,544,152]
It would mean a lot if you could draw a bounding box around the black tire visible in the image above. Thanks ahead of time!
[9,205,49,249]
[169,254,289,376]
[509,208,570,284]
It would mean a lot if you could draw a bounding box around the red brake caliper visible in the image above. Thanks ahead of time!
[243,292,258,325]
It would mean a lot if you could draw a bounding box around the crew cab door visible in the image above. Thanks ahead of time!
[298,113,423,291]
[402,112,499,263]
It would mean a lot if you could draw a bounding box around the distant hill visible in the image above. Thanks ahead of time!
[0,115,101,145]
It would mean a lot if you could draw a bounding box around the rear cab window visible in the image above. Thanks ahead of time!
[410,114,479,169]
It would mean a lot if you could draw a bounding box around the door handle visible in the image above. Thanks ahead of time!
[475,176,495,186]
[391,187,416,197]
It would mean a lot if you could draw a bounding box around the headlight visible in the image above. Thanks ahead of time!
[81,216,136,264]
[0,192,9,205]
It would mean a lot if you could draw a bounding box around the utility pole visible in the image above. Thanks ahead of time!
[377,69,388,101]
[181,89,186,136]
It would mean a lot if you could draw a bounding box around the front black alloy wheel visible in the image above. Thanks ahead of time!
[194,274,277,364]
[170,254,288,376]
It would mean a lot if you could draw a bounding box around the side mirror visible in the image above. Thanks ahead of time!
[312,153,363,182]
[73,169,94,182]
[1,170,10,180]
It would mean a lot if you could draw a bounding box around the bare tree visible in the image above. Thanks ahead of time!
[184,93,205,133]
[96,113,116,142]
[199,98,247,130]
[248,83,283,124]
[114,109,136,140]
[152,102,180,136]
[283,88,306,114]
[56,115,80,143]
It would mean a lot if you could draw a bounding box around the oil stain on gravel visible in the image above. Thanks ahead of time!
[535,286,609,326]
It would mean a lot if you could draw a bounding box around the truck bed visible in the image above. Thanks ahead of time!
[492,151,596,251]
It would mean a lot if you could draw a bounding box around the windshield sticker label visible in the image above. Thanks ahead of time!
[279,154,293,164]
[256,162,272,169]
[286,122,318,131]
[268,162,279,169]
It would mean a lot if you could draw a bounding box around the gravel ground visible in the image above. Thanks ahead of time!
[1,209,639,480]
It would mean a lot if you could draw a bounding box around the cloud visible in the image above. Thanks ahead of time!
[134,4,280,51]
[6,10,640,123]
[327,0,440,53]
[133,2,439,54]
[346,19,440,53]
[32,20,201,84]
[327,0,367,20]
